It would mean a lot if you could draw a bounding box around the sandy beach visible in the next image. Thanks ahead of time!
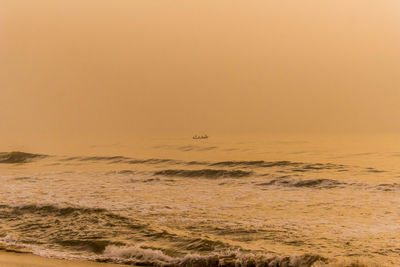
[0,251,128,267]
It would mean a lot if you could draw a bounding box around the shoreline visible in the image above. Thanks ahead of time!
[0,251,130,267]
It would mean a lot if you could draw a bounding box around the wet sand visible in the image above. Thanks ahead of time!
[0,251,128,267]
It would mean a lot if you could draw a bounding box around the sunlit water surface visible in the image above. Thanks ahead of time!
[1,134,399,266]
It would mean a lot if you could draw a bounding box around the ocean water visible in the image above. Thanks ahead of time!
[0,134,399,266]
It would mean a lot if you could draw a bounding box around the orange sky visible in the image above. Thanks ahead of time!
[1,0,400,148]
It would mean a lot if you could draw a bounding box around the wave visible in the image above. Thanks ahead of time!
[0,241,380,267]
[54,239,118,254]
[375,183,400,192]
[178,145,217,152]
[0,204,148,257]
[101,245,173,265]
[52,154,351,175]
[61,156,182,165]
[62,156,129,162]
[257,178,344,189]
[99,245,327,266]
[211,160,346,171]
[179,238,229,252]
[0,205,383,266]
[154,169,253,178]
[211,160,295,167]
[0,204,143,231]
[0,151,46,164]
[0,204,231,256]
[127,159,178,165]
[2,204,108,216]
[365,167,386,173]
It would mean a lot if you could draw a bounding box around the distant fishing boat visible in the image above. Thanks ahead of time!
[192,134,208,139]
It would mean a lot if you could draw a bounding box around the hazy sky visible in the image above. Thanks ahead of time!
[1,0,400,147]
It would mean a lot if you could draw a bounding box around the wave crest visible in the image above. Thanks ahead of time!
[0,152,45,164]
[211,160,346,172]
[99,245,327,266]
[103,245,173,264]
[257,178,344,189]
[211,160,292,167]
[154,169,252,178]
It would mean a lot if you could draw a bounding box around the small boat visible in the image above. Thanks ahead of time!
[193,134,208,139]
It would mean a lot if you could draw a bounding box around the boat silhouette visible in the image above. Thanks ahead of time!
[192,134,208,139]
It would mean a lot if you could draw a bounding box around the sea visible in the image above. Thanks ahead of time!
[0,134,399,266]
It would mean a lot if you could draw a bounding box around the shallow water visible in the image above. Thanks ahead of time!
[0,134,399,266]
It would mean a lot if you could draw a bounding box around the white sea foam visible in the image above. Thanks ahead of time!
[102,245,173,263]
[100,246,327,267]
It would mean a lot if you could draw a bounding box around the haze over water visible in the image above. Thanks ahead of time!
[1,1,400,266]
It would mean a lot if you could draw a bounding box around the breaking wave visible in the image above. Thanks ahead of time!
[0,151,46,164]
[99,245,327,266]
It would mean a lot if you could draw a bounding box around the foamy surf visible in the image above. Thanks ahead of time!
[0,145,399,266]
